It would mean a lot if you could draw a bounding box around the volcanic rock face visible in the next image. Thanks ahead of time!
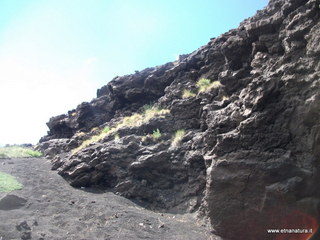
[38,0,320,239]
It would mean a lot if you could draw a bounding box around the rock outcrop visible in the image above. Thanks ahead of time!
[38,0,320,239]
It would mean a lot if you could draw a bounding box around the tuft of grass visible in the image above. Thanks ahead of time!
[196,78,211,92]
[182,89,196,98]
[0,172,23,192]
[196,78,222,93]
[0,146,42,158]
[143,105,170,122]
[152,129,162,140]
[171,129,186,147]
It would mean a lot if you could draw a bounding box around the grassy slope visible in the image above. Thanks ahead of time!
[0,146,42,158]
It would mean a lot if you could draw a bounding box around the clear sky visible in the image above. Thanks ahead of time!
[0,0,268,145]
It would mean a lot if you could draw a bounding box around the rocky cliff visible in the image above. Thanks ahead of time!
[38,0,320,239]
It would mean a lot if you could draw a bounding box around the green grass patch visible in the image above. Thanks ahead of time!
[171,129,186,147]
[0,146,42,158]
[0,172,23,192]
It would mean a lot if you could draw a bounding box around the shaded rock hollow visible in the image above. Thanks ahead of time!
[38,0,320,239]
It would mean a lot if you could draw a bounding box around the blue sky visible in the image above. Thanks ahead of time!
[0,0,268,145]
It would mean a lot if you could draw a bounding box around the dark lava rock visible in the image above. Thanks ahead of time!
[39,0,320,239]
[16,221,31,231]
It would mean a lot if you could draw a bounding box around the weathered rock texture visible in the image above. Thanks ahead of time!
[38,0,320,239]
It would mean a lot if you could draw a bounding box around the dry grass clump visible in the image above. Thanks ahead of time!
[171,129,186,147]
[116,106,169,129]
[182,89,196,98]
[143,105,170,122]
[196,78,222,93]
[181,78,222,98]
[73,105,170,153]
[72,126,111,153]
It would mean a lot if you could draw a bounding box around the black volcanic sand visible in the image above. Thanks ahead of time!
[0,158,215,240]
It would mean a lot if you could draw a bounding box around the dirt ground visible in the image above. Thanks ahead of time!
[0,157,215,240]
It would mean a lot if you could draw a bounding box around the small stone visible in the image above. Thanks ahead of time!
[16,221,31,231]
[21,231,31,240]
[158,224,164,228]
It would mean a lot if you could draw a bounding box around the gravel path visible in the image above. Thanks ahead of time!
[0,157,214,240]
